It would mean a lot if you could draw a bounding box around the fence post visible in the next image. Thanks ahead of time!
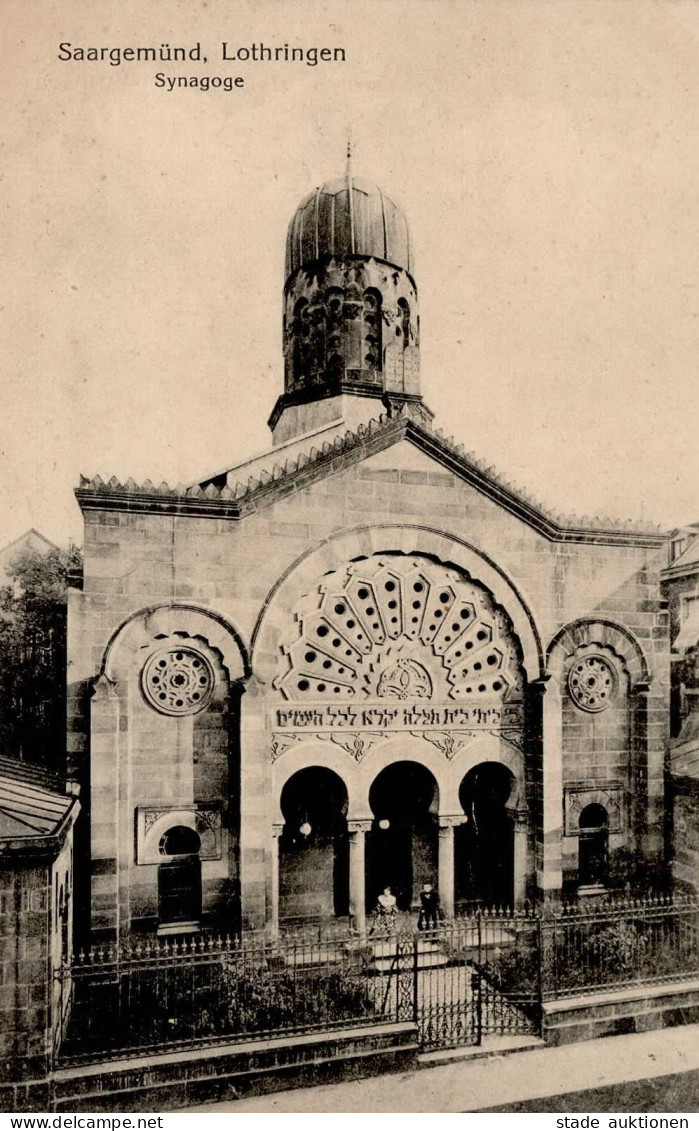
[475,910,483,1045]
[412,930,419,1027]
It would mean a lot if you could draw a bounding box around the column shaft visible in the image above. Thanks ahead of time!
[270,826,282,937]
[348,824,368,934]
[438,823,455,919]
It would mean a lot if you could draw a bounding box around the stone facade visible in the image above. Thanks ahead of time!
[662,526,699,895]
[66,163,671,943]
[0,761,78,1096]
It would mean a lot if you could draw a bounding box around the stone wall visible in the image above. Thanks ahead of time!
[0,861,51,1083]
[69,432,670,933]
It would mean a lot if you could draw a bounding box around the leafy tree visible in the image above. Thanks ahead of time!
[0,543,82,769]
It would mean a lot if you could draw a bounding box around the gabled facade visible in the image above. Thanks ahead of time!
[67,162,671,942]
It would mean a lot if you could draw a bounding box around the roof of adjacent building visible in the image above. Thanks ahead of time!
[0,528,59,574]
[666,528,699,576]
[0,757,73,839]
[76,408,667,548]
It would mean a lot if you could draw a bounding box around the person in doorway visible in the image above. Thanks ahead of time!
[376,885,398,921]
[418,882,441,930]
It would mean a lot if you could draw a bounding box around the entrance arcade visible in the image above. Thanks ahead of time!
[367,761,439,913]
[456,763,515,909]
[278,766,349,924]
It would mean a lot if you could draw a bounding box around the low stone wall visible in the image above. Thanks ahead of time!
[39,1022,417,1113]
[542,978,699,1045]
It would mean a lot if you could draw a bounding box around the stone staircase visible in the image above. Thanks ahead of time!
[372,936,450,973]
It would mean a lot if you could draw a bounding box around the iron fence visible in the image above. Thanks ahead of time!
[541,894,699,998]
[58,930,401,1063]
[55,895,699,1064]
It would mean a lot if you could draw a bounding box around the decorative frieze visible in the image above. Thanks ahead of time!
[272,700,523,732]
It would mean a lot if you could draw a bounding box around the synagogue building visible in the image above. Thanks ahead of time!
[66,163,670,943]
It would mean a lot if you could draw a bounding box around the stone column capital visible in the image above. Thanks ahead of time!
[347,819,373,834]
[438,814,463,830]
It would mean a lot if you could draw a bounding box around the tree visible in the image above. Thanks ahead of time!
[0,543,82,769]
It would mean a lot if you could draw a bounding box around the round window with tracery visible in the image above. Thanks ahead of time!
[568,655,617,713]
[142,648,215,716]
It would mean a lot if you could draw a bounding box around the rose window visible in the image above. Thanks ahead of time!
[142,648,214,716]
[568,655,617,713]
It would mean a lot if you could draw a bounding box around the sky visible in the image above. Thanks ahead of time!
[2,0,698,549]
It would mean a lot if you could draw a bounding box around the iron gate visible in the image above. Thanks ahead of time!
[371,912,541,1050]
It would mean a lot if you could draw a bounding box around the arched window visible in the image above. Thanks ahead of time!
[292,298,310,386]
[158,825,202,926]
[159,825,201,857]
[397,298,411,350]
[578,804,609,887]
[363,289,382,376]
[325,287,344,376]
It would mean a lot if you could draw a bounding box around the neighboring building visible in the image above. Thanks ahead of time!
[67,162,671,944]
[662,525,699,895]
[0,530,58,592]
[0,757,79,1104]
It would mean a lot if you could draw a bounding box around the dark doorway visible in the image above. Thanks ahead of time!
[279,766,349,922]
[367,761,439,912]
[578,803,609,887]
[158,825,202,926]
[456,763,514,908]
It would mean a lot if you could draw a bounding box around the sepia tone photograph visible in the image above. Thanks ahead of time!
[2,0,699,1117]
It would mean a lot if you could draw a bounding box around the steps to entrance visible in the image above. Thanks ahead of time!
[371,938,449,973]
[418,1033,545,1067]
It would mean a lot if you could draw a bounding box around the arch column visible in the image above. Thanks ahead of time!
[269,823,284,937]
[348,819,372,935]
[512,808,529,908]
[529,677,563,904]
[438,816,461,920]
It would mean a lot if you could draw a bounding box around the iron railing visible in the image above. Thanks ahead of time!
[54,895,699,1063]
[540,894,699,998]
[58,929,399,1063]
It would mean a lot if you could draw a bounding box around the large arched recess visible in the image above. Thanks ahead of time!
[251,523,545,684]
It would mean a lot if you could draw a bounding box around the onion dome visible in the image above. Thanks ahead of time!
[285,173,413,278]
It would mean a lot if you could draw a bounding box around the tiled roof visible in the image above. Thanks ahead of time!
[0,758,72,839]
[76,410,667,546]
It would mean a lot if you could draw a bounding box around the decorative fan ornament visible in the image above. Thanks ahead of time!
[277,556,523,702]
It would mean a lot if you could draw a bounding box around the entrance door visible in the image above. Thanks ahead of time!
[158,858,202,925]
[157,824,203,927]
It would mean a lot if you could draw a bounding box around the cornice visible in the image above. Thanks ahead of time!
[76,411,668,548]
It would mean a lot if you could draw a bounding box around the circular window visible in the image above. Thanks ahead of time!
[568,655,617,713]
[142,648,215,716]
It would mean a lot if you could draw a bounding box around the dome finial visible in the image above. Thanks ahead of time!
[346,126,355,252]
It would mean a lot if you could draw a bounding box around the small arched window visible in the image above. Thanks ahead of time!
[397,298,411,350]
[363,289,382,374]
[292,298,310,385]
[159,825,202,857]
